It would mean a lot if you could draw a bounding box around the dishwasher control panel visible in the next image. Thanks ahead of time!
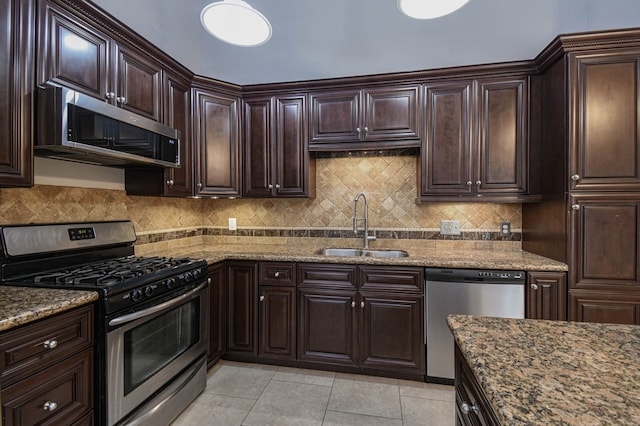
[425,268,525,283]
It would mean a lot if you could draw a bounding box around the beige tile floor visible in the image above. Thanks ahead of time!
[172,360,455,426]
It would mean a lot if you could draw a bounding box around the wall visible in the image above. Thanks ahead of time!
[0,156,521,247]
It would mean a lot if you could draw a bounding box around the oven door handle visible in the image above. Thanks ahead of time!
[109,281,207,327]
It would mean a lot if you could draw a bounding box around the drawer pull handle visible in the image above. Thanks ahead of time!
[43,401,58,411]
[274,272,280,278]
[461,402,479,415]
[43,340,58,349]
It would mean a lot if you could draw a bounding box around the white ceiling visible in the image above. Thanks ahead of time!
[91,0,640,85]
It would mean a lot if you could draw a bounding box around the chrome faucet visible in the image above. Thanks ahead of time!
[353,192,376,249]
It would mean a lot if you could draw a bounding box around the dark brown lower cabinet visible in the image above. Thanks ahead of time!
[297,288,358,367]
[0,305,94,426]
[569,290,640,325]
[208,263,225,367]
[526,271,567,320]
[226,261,258,356]
[259,286,296,360]
[297,264,424,379]
[454,343,499,426]
[360,291,424,375]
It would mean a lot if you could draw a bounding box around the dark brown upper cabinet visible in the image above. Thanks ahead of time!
[420,76,532,202]
[569,52,640,192]
[193,87,242,198]
[38,0,162,122]
[243,94,315,198]
[308,85,421,151]
[0,0,34,188]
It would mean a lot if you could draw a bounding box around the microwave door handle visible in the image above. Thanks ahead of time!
[109,281,207,327]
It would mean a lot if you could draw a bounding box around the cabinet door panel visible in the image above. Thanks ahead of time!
[194,90,241,196]
[297,289,357,366]
[421,82,473,195]
[117,45,162,121]
[526,272,567,321]
[243,97,272,197]
[571,196,640,292]
[226,262,258,355]
[163,73,192,196]
[364,86,420,140]
[38,0,109,99]
[276,96,308,196]
[309,91,360,143]
[0,0,33,187]
[259,287,296,360]
[208,264,225,367]
[569,291,640,324]
[572,54,640,191]
[477,78,528,194]
[360,292,424,375]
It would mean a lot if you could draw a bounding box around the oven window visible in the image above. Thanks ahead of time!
[123,298,199,394]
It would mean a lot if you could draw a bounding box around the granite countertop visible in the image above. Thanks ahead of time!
[0,286,98,332]
[447,315,640,425]
[141,243,568,272]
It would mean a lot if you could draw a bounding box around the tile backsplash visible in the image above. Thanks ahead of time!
[0,155,521,240]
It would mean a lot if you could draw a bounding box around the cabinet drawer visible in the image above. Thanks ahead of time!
[359,266,423,293]
[455,345,499,426]
[259,262,296,286]
[0,305,93,386]
[2,347,93,426]
[298,264,357,290]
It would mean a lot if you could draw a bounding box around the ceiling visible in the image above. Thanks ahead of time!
[91,0,640,85]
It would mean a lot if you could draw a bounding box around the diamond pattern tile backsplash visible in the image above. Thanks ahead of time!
[0,156,521,233]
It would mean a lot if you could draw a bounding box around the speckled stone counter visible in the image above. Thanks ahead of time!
[448,315,640,425]
[0,286,98,332]
[137,242,568,272]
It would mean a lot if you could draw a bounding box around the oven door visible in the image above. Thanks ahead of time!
[106,280,208,426]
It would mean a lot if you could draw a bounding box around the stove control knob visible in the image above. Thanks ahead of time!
[131,289,142,302]
[192,269,201,279]
[165,278,176,289]
[184,272,194,282]
[144,286,153,297]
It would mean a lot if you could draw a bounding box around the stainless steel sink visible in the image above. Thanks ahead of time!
[317,248,409,258]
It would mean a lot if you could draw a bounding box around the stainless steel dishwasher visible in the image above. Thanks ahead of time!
[425,268,525,382]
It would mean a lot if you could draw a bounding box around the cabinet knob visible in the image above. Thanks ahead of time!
[571,174,580,181]
[461,402,479,415]
[166,179,174,187]
[530,283,538,290]
[571,204,580,211]
[356,127,361,133]
[275,184,280,190]
[43,340,58,349]
[106,92,115,100]
[351,301,356,308]
[363,126,369,133]
[466,181,472,186]
[43,401,58,411]
[360,301,365,308]
[197,183,203,191]
[475,180,482,185]
[268,184,273,190]
[116,96,127,105]
[259,295,265,302]
[274,271,280,278]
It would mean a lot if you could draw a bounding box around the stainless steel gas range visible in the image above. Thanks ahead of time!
[0,221,208,426]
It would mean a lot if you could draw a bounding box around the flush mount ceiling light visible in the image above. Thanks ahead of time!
[200,0,272,47]
[398,0,470,19]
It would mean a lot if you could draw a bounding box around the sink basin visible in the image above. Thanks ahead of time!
[317,248,409,258]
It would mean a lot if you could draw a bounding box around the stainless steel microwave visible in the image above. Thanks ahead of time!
[35,84,180,168]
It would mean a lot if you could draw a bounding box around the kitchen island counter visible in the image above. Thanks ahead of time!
[448,314,640,425]
[137,242,568,272]
[0,286,97,332]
